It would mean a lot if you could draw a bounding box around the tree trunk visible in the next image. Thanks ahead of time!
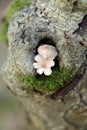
[2,0,87,130]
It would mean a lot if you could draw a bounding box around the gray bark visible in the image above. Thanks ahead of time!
[2,0,87,130]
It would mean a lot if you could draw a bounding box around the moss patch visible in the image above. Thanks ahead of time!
[1,21,9,44]
[0,0,31,45]
[19,67,75,94]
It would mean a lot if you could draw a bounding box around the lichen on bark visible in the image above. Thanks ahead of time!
[3,0,87,95]
[2,0,87,130]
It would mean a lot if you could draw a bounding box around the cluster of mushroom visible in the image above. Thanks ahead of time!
[33,44,57,76]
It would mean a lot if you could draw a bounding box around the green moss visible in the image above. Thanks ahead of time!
[19,67,75,94]
[7,0,31,21]
[0,0,31,45]
[1,21,9,44]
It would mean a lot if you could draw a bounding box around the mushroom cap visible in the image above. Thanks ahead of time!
[33,54,55,76]
[38,44,57,59]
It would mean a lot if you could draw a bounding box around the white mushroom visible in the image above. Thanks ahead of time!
[33,44,58,76]
[33,54,55,76]
[38,44,57,59]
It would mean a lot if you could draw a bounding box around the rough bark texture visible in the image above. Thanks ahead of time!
[18,76,87,130]
[2,0,87,130]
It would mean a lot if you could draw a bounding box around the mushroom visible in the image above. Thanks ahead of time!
[38,44,57,59]
[33,44,58,76]
[33,54,55,76]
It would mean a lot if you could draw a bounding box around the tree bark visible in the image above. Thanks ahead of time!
[2,0,87,130]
